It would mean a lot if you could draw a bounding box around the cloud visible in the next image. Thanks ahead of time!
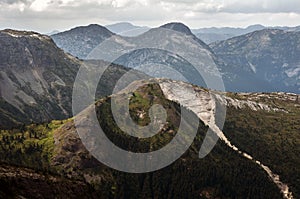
[0,0,32,4]
[157,0,300,13]
[0,0,300,33]
[220,0,300,13]
[29,0,52,11]
[2,0,300,13]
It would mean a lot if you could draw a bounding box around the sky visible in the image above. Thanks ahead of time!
[1,0,300,33]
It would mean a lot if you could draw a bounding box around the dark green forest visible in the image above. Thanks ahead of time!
[0,84,290,198]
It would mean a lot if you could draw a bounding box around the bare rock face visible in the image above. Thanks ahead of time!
[157,79,295,199]
[158,79,214,125]
[0,29,81,128]
[0,29,136,129]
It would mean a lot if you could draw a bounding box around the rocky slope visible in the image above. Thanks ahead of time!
[0,29,138,129]
[211,29,300,94]
[0,29,80,128]
[51,24,114,59]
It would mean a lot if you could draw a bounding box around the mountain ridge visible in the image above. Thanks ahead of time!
[106,22,150,36]
[49,22,299,93]
[0,29,80,128]
[0,29,143,129]
[51,24,114,59]
[1,78,299,198]
[192,24,300,44]
[210,28,300,94]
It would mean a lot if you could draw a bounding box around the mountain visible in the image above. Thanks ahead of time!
[192,24,266,35]
[51,22,298,93]
[51,22,213,60]
[192,24,266,44]
[1,25,299,199]
[192,24,300,44]
[93,22,290,93]
[0,79,299,198]
[210,29,300,94]
[270,25,300,32]
[87,22,228,91]
[193,32,235,45]
[0,29,80,129]
[105,22,150,37]
[51,24,114,59]
[161,22,195,35]
[0,29,143,129]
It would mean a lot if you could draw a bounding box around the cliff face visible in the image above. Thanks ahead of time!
[0,30,133,129]
[0,29,81,128]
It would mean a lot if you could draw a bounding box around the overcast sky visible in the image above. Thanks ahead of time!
[1,0,300,33]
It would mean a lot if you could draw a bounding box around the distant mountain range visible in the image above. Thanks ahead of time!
[103,22,300,44]
[192,24,300,44]
[211,29,300,93]
[105,22,150,37]
[50,22,300,94]
[49,22,300,44]
[104,23,267,43]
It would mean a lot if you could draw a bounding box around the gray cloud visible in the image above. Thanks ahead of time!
[220,0,300,13]
[0,0,32,5]
[158,0,300,13]
[0,0,300,33]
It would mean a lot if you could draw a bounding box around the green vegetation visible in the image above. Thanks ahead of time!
[98,84,181,152]
[1,83,296,198]
[0,120,67,171]
[93,84,282,198]
[223,100,300,198]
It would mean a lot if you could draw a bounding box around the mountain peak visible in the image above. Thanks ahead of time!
[246,28,284,39]
[51,24,114,59]
[53,24,113,36]
[86,24,106,29]
[246,24,265,30]
[108,22,133,26]
[1,29,52,42]
[160,22,193,35]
